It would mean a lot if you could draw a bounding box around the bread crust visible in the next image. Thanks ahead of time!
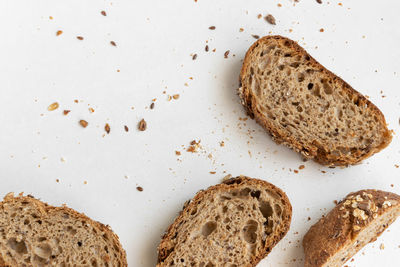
[239,35,392,166]
[303,189,400,267]
[157,176,292,266]
[0,193,127,267]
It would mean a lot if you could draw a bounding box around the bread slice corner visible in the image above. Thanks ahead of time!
[157,176,292,267]
[303,189,400,267]
[239,35,392,166]
[0,192,127,266]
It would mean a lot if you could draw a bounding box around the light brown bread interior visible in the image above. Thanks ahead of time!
[157,176,292,267]
[239,36,392,166]
[0,193,127,267]
[303,189,400,267]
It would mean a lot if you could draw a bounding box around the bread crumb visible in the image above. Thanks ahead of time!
[173,94,180,100]
[56,179,59,182]
[307,217,311,221]
[209,171,216,174]
[319,28,324,32]
[299,165,305,170]
[380,243,385,250]
[77,36,84,40]
[187,140,200,153]
[220,141,225,147]
[83,181,87,185]
[60,157,66,162]
[138,119,147,131]
[192,54,197,60]
[74,99,79,103]
[49,16,53,20]
[316,0,322,4]
[56,30,63,36]
[124,125,129,132]
[79,120,88,128]
[294,170,299,174]
[47,102,59,111]
[252,34,260,39]
[175,151,181,156]
[110,41,117,47]
[88,107,95,113]
[208,26,216,30]
[224,50,230,58]
[239,28,244,32]
[265,14,276,25]
[136,186,143,192]
[395,164,399,168]
[101,10,107,16]
[257,14,262,19]
[105,123,110,134]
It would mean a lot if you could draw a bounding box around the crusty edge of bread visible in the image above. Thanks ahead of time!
[302,189,400,267]
[0,193,128,267]
[157,176,292,267]
[239,35,392,166]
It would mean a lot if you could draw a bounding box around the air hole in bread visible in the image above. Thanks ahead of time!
[297,73,305,82]
[259,201,273,221]
[34,243,52,259]
[278,65,284,71]
[201,222,217,237]
[284,53,291,57]
[250,190,261,199]
[290,62,300,68]
[307,83,314,90]
[240,188,251,196]
[65,225,77,235]
[7,238,27,255]
[242,220,258,244]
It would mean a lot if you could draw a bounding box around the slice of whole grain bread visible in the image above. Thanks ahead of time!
[0,193,127,266]
[303,189,400,267]
[157,176,292,267]
[239,35,392,166]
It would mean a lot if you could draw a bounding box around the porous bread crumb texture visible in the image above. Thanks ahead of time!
[303,189,400,267]
[157,176,292,267]
[0,194,127,267]
[239,36,392,166]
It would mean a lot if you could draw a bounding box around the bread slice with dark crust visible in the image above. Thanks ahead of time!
[0,193,127,267]
[239,35,392,166]
[303,189,400,267]
[157,176,292,267]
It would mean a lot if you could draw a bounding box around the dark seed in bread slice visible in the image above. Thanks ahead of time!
[157,176,292,267]
[0,193,127,266]
[303,189,400,267]
[239,35,392,166]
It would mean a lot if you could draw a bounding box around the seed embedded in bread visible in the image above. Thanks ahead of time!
[239,35,392,166]
[303,189,400,267]
[0,193,127,266]
[157,176,292,267]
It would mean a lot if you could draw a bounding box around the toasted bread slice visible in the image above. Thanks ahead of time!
[303,189,400,267]
[239,35,392,166]
[157,176,292,267]
[0,193,127,266]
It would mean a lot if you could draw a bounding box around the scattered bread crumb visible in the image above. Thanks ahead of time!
[79,120,88,128]
[138,119,147,131]
[101,10,107,16]
[105,123,110,134]
[110,41,117,47]
[47,102,59,111]
[56,30,63,36]
[136,186,143,192]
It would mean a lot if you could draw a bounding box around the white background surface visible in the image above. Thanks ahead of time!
[0,0,399,266]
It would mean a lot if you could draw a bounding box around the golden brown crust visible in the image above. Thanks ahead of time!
[239,35,392,166]
[157,176,292,266]
[303,189,400,267]
[0,193,127,267]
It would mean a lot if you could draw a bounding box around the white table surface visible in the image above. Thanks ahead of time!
[0,0,399,266]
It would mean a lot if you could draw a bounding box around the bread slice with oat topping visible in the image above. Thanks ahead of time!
[0,193,127,266]
[239,35,392,166]
[157,176,292,267]
[303,189,400,267]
